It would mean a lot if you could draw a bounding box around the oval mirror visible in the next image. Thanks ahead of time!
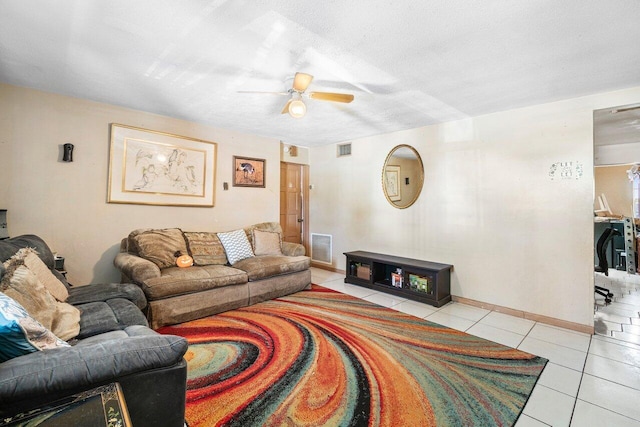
[382,144,424,209]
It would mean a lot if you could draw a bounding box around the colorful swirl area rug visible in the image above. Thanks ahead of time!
[158,285,547,427]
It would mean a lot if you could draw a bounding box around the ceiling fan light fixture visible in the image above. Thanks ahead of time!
[288,99,306,118]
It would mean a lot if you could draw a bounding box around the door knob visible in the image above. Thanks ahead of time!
[297,219,304,222]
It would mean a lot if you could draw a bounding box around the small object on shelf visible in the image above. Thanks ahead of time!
[54,255,65,271]
[356,264,371,280]
[0,209,8,240]
[409,273,431,294]
[53,255,67,278]
[391,269,403,288]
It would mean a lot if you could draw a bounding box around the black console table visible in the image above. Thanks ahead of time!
[344,251,452,307]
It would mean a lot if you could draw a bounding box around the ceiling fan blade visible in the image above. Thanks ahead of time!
[308,92,355,103]
[292,72,313,92]
[281,99,292,114]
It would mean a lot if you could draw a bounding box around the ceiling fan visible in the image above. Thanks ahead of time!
[239,72,354,118]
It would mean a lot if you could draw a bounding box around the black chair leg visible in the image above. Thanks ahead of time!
[594,227,621,305]
[595,285,614,298]
[595,285,613,304]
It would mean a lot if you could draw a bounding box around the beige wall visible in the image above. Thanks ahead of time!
[0,84,281,285]
[280,143,309,165]
[310,86,640,328]
[595,165,634,217]
[5,81,640,329]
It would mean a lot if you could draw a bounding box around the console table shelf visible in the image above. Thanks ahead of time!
[344,251,452,307]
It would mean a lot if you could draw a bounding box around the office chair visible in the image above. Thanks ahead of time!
[595,227,622,304]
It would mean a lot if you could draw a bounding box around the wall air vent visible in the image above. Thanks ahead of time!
[337,143,352,157]
[311,233,332,264]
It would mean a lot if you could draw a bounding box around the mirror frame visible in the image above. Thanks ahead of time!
[382,144,424,209]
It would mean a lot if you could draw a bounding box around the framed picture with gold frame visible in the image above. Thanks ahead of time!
[233,156,266,188]
[107,124,217,207]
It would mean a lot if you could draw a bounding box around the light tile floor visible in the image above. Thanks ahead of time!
[595,269,640,344]
[311,267,640,427]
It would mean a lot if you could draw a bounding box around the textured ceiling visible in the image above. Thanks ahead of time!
[1,1,640,147]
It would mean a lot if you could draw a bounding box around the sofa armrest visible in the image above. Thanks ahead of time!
[114,252,161,284]
[282,241,306,257]
[0,325,187,406]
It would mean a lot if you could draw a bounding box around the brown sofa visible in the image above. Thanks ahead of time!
[114,222,311,328]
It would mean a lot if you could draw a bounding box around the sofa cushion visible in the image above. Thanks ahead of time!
[129,228,188,269]
[76,298,149,339]
[1,250,80,341]
[252,229,282,256]
[0,292,69,362]
[183,231,227,266]
[217,229,254,265]
[233,255,311,281]
[142,265,248,300]
[66,283,147,311]
[244,222,282,247]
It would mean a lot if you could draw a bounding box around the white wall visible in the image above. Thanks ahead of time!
[0,84,281,285]
[310,86,640,328]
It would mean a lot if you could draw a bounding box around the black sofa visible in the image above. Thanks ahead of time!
[0,235,188,426]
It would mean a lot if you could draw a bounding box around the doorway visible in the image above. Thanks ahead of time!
[593,102,640,343]
[280,162,310,254]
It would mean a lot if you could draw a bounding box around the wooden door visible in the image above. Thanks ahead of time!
[280,162,309,252]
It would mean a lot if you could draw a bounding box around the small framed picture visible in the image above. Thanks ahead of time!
[233,156,265,188]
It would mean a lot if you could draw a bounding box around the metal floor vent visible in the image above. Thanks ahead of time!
[311,233,332,264]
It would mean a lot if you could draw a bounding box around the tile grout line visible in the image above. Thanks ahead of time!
[566,334,593,425]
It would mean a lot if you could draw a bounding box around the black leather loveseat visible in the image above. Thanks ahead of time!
[0,235,188,426]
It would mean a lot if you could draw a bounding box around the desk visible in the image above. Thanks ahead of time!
[1,383,131,427]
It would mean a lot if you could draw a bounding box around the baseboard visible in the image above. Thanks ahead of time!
[452,295,594,335]
[310,262,344,274]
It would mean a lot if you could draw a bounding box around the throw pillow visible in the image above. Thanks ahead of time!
[183,231,228,266]
[130,228,188,269]
[1,249,80,341]
[0,292,70,362]
[22,248,68,302]
[252,229,283,256]
[217,229,255,265]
